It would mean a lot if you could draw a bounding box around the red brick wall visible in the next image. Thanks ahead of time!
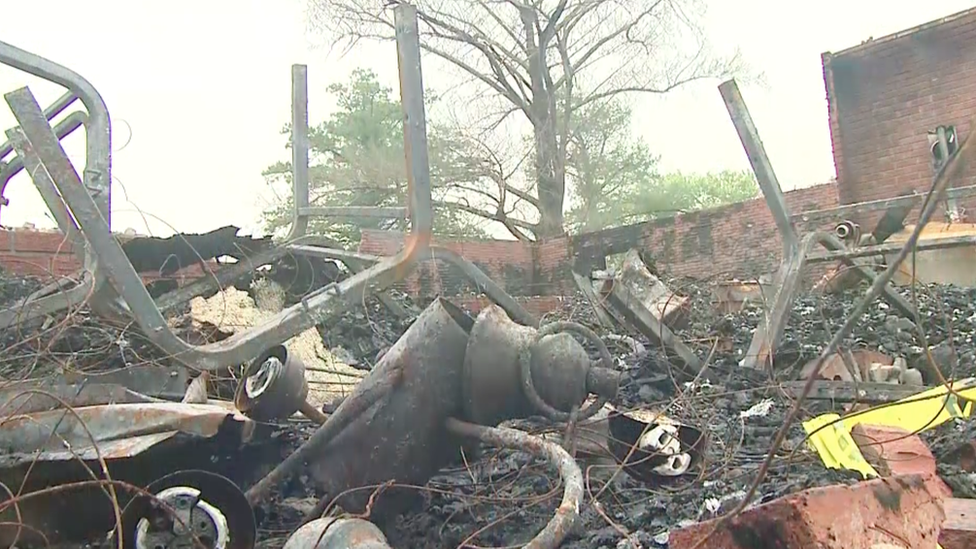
[823,8,976,227]
[359,182,840,297]
[0,183,839,308]
[0,229,211,282]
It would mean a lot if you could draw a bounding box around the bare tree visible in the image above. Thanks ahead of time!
[307,0,741,238]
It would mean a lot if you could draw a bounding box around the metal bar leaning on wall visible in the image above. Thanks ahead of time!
[0,3,433,371]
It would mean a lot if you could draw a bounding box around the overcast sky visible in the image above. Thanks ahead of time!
[1,1,972,237]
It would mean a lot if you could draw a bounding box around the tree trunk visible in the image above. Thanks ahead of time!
[521,7,565,238]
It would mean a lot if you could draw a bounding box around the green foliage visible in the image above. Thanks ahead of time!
[262,69,489,245]
[564,98,759,233]
[263,69,760,242]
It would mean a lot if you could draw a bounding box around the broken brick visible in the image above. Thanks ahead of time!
[941,497,976,549]
[850,423,951,493]
[667,474,947,549]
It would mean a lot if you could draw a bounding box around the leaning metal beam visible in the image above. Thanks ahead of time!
[1,3,433,370]
[719,79,799,256]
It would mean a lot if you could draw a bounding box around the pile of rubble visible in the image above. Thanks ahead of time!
[1,259,976,549]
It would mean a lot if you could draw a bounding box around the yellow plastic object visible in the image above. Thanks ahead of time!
[802,413,879,478]
[804,378,976,478]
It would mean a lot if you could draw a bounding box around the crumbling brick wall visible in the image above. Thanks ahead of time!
[823,8,976,229]
[0,229,208,282]
[0,182,839,305]
[358,181,840,297]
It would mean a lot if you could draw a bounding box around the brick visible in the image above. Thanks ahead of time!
[850,424,939,478]
[941,497,976,549]
[667,474,947,549]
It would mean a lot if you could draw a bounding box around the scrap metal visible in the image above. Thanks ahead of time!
[0,2,435,370]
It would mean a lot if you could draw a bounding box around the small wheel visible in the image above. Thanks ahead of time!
[121,471,256,549]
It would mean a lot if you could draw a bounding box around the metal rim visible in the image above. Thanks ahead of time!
[518,321,613,422]
[134,486,230,549]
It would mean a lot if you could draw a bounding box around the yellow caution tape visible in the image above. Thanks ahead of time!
[801,378,976,549]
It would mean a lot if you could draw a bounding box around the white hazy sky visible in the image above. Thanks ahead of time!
[1,1,972,237]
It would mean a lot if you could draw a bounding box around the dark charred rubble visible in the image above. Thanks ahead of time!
[1,268,975,549]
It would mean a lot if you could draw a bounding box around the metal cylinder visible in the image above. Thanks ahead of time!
[283,518,390,549]
[234,345,310,422]
[307,298,474,518]
[462,305,619,426]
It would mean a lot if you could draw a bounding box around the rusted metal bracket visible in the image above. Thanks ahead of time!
[0,3,433,370]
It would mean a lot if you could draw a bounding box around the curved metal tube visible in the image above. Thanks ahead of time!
[0,91,77,163]
[0,4,431,371]
[445,418,583,549]
[0,40,112,223]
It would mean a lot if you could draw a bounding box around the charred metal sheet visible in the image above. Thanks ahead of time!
[62,364,190,400]
[0,402,254,467]
[0,382,157,416]
[600,273,701,373]
[122,225,273,276]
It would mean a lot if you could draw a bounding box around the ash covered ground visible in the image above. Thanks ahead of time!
[2,269,975,549]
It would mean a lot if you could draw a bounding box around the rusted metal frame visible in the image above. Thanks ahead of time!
[150,237,411,318]
[742,231,915,368]
[0,40,112,226]
[4,127,84,251]
[1,3,433,371]
[0,111,88,224]
[792,184,976,223]
[285,64,408,240]
[284,239,414,317]
[603,280,702,372]
[808,233,976,263]
[719,79,799,257]
[445,418,583,549]
[299,244,538,327]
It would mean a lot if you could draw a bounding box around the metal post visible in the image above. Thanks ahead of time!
[287,64,310,241]
[395,3,434,244]
[719,79,798,256]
